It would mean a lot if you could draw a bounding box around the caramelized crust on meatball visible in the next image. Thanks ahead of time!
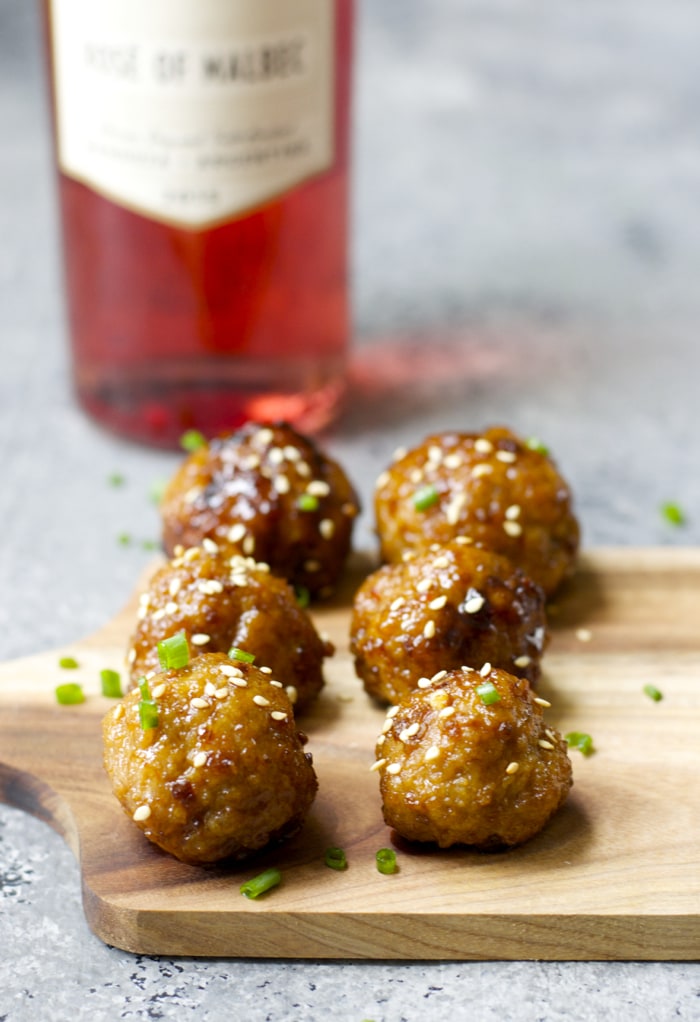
[103,653,318,865]
[374,426,580,596]
[128,544,331,711]
[350,541,548,704]
[160,421,360,599]
[374,666,572,849]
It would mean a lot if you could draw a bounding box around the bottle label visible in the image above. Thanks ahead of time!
[48,0,334,228]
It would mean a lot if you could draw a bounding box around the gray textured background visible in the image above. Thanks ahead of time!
[1,1,699,1019]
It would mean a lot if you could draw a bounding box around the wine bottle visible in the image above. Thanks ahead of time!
[44,0,353,447]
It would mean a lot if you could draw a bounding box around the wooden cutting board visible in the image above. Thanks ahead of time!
[1,548,699,960]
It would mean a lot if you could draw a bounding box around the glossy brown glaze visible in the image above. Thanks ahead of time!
[350,541,548,704]
[375,666,572,849]
[127,545,331,711]
[374,426,580,596]
[160,421,360,598]
[103,653,318,865]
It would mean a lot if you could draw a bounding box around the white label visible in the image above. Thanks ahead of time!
[49,0,334,228]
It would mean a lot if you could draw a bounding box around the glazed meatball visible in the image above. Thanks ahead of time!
[350,541,547,704]
[103,653,318,865]
[374,426,580,596]
[127,544,331,711]
[374,665,572,849]
[160,421,360,599]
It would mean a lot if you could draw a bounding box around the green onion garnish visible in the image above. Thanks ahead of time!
[149,478,168,505]
[643,684,663,702]
[100,668,123,698]
[661,502,685,527]
[118,533,132,546]
[138,677,159,730]
[240,867,282,899]
[180,429,207,452]
[229,647,255,664]
[565,731,595,756]
[295,585,311,609]
[525,437,549,456]
[413,484,439,511]
[376,848,397,875]
[324,847,347,871]
[141,539,159,551]
[296,493,319,512]
[108,472,125,487]
[58,656,79,670]
[157,631,190,670]
[476,680,501,705]
[55,683,85,705]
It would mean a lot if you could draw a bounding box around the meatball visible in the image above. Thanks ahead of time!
[160,421,360,599]
[374,426,580,596]
[128,544,331,711]
[103,653,318,865]
[374,665,572,849]
[350,541,547,704]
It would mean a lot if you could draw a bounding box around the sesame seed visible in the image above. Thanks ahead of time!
[151,608,166,622]
[198,579,224,595]
[417,677,433,689]
[296,461,311,478]
[127,648,136,664]
[381,719,394,734]
[227,522,247,543]
[479,662,492,677]
[438,705,456,719]
[268,446,284,465]
[386,705,400,718]
[270,710,288,721]
[168,579,182,597]
[242,453,261,470]
[184,486,201,505]
[219,664,243,677]
[533,696,552,708]
[392,446,407,462]
[151,683,166,699]
[496,450,517,464]
[474,438,493,454]
[242,535,256,555]
[204,681,217,695]
[202,537,219,554]
[505,761,520,775]
[284,445,301,461]
[471,463,493,478]
[286,685,298,704]
[191,697,210,709]
[193,751,207,768]
[505,504,521,520]
[427,445,443,464]
[132,805,151,822]
[253,695,271,707]
[269,680,283,688]
[424,745,441,763]
[409,468,424,484]
[370,758,387,772]
[390,596,406,612]
[428,690,450,710]
[307,480,330,497]
[428,595,448,611]
[423,620,436,639]
[431,669,448,683]
[230,677,248,688]
[399,722,420,742]
[273,474,290,495]
[183,546,201,562]
[214,687,228,699]
[432,555,450,569]
[375,471,390,490]
[259,666,272,674]
[538,739,555,750]
[256,427,274,446]
[546,728,558,742]
[576,628,593,642]
[443,453,462,469]
[114,704,124,720]
[445,493,466,525]
[514,655,532,668]
[319,518,335,539]
[416,577,432,593]
[386,763,401,775]
[463,590,485,614]
[503,520,523,537]
[191,633,211,646]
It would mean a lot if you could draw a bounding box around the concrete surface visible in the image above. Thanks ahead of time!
[1,0,699,1019]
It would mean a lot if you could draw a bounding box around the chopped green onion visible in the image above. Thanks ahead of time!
[138,677,159,730]
[108,472,125,487]
[149,478,168,505]
[240,867,282,899]
[643,684,663,702]
[376,848,397,875]
[180,429,207,452]
[324,847,347,871]
[413,484,439,511]
[157,631,190,670]
[100,668,123,699]
[118,532,132,546]
[661,502,685,527]
[296,493,319,512]
[295,585,311,609]
[525,436,549,456]
[476,680,501,705]
[141,539,159,551]
[565,731,595,756]
[229,647,255,664]
[55,682,85,705]
[58,656,79,670]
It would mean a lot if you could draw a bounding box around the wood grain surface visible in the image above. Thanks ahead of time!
[1,548,699,960]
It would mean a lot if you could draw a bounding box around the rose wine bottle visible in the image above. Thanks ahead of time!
[44,0,353,447]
